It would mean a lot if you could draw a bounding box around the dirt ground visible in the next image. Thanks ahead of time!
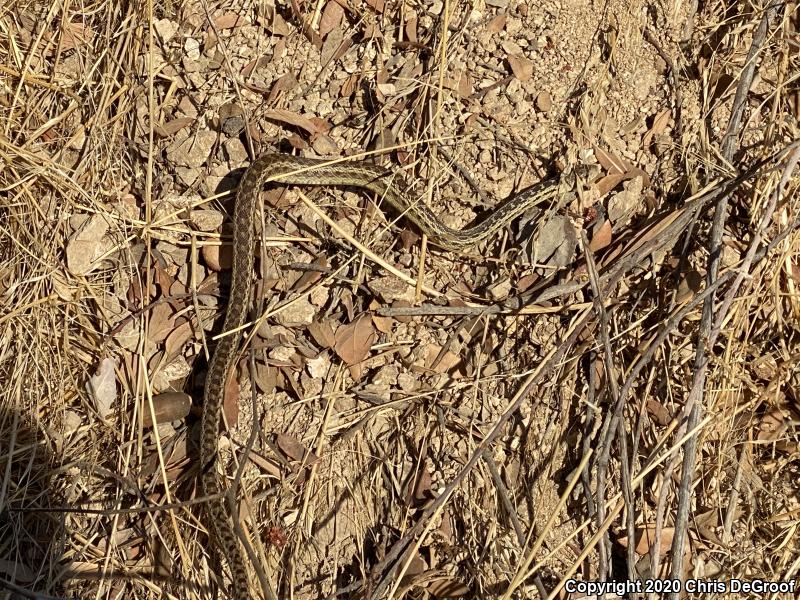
[1,0,799,599]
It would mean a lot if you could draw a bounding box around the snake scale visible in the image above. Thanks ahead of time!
[199,153,559,599]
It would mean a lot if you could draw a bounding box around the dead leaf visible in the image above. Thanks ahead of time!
[154,117,194,138]
[148,302,176,344]
[757,409,787,443]
[595,172,627,196]
[318,1,345,38]
[618,526,675,555]
[589,220,612,252]
[241,55,272,78]
[372,314,393,334]
[364,0,385,12]
[507,54,533,81]
[214,12,247,29]
[457,73,473,98]
[263,109,329,135]
[487,14,506,33]
[424,344,461,374]
[334,314,376,365]
[676,270,703,304]
[164,319,196,361]
[405,465,434,506]
[594,146,628,175]
[308,320,336,349]
[49,21,94,52]
[643,109,672,147]
[646,398,671,426]
[0,558,35,583]
[66,214,112,275]
[222,365,240,428]
[341,73,360,97]
[405,14,418,42]
[277,433,320,466]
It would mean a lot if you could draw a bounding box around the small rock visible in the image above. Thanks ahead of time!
[224,137,248,164]
[536,90,552,113]
[191,209,225,232]
[63,410,83,435]
[87,358,116,419]
[274,296,316,327]
[307,354,331,378]
[184,37,201,60]
[219,102,245,136]
[487,277,512,300]
[154,19,179,43]
[373,365,399,387]
[398,372,417,392]
[66,213,112,275]
[168,130,217,168]
[368,276,415,303]
[142,392,192,428]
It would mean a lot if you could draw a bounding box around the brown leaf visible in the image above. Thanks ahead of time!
[0,558,35,583]
[341,73,360,97]
[594,146,629,175]
[643,109,672,148]
[507,54,533,81]
[276,433,320,466]
[595,172,627,196]
[757,409,787,442]
[164,319,195,361]
[318,1,345,38]
[618,526,675,555]
[308,320,336,349]
[290,0,323,48]
[222,365,240,427]
[266,72,298,103]
[646,398,671,426]
[293,256,327,291]
[334,314,376,365]
[487,14,506,33]
[457,73,473,98]
[247,451,282,478]
[241,55,273,78]
[263,109,329,135]
[154,117,194,138]
[372,314,393,334]
[149,302,176,343]
[405,466,434,506]
[57,22,94,52]
[405,14,418,42]
[214,12,247,29]
[424,344,462,374]
[589,220,612,252]
[89,358,117,418]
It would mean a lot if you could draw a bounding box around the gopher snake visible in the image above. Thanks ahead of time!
[200,153,558,599]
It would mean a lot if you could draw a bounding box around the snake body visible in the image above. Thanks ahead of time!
[200,153,558,599]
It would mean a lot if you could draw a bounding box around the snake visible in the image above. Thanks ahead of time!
[199,153,559,599]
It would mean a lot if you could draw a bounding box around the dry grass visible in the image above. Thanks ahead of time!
[1,1,799,599]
